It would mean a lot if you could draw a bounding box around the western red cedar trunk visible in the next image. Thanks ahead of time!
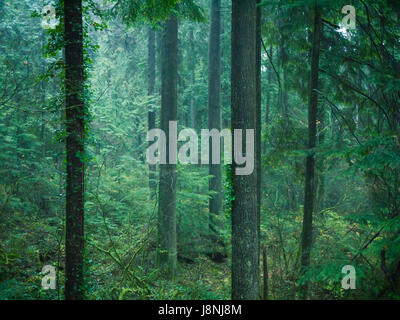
[231,0,259,300]
[64,0,85,300]
[157,14,178,279]
[300,4,322,300]
[148,27,156,198]
[256,0,262,263]
[208,0,225,262]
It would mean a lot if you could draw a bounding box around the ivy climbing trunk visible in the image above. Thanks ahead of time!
[148,27,156,198]
[231,0,259,300]
[208,0,225,262]
[157,14,178,279]
[64,0,85,300]
[300,3,322,300]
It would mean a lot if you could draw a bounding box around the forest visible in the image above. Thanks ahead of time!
[0,0,399,301]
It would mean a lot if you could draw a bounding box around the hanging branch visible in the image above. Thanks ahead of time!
[261,38,281,92]
[317,89,362,145]
[319,69,392,127]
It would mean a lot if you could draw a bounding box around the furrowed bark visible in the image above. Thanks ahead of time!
[231,0,259,300]
[157,15,178,279]
[64,0,85,300]
[208,0,226,262]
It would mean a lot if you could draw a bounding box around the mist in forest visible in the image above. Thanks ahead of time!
[0,0,399,301]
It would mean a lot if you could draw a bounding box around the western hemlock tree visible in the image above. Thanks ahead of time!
[208,0,225,262]
[157,14,178,279]
[300,3,322,300]
[231,0,259,300]
[64,0,85,300]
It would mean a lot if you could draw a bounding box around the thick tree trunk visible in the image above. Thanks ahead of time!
[148,27,156,198]
[208,0,225,262]
[64,0,85,300]
[157,15,178,279]
[300,4,322,300]
[231,0,259,300]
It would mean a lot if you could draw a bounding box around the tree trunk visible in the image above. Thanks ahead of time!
[300,4,322,300]
[190,28,196,129]
[148,27,156,198]
[263,245,269,300]
[157,14,178,279]
[231,0,259,300]
[263,46,272,153]
[64,0,85,300]
[278,5,289,118]
[256,0,262,263]
[316,103,326,214]
[207,0,225,262]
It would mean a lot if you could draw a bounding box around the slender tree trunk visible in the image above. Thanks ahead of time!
[190,28,196,129]
[263,245,269,300]
[316,104,326,214]
[300,4,322,300]
[64,0,85,300]
[148,27,156,198]
[41,30,47,159]
[207,0,225,262]
[263,46,272,153]
[265,46,273,126]
[231,0,259,300]
[156,30,162,95]
[278,5,288,118]
[256,0,262,264]
[157,14,178,279]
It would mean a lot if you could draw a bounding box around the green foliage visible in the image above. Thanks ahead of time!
[1,0,399,300]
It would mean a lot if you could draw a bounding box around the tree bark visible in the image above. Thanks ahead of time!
[231,0,259,300]
[208,0,225,262]
[148,27,156,198]
[263,245,269,300]
[316,103,326,214]
[256,0,262,264]
[263,46,272,153]
[278,5,289,117]
[157,14,178,279]
[64,0,85,300]
[190,28,196,129]
[300,4,322,300]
